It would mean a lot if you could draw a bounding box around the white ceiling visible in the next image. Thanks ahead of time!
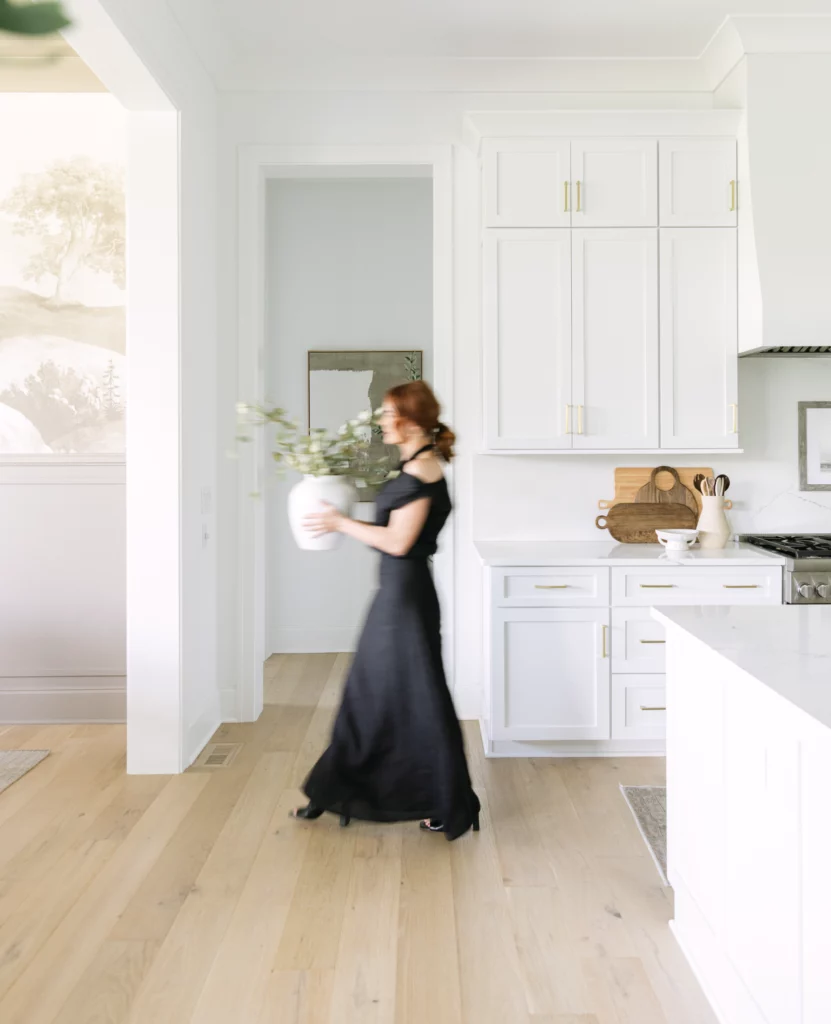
[168,0,831,69]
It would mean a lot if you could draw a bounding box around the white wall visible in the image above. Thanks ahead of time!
[265,177,433,654]
[0,466,126,721]
[64,0,220,769]
[217,89,710,719]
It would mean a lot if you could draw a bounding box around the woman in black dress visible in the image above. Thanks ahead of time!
[291,381,480,840]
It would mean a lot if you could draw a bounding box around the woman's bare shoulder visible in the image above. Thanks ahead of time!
[403,457,444,484]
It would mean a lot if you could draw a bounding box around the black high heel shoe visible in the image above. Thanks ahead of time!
[419,808,480,834]
[290,803,325,821]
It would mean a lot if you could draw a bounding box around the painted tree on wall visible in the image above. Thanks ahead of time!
[1,157,125,303]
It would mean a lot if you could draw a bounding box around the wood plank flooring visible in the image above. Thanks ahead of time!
[0,654,717,1023]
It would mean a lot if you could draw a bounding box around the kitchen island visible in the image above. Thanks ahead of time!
[654,605,831,1024]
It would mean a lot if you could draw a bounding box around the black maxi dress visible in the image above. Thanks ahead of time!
[302,451,479,840]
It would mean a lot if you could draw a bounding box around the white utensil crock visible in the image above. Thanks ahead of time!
[288,475,356,551]
[696,495,731,550]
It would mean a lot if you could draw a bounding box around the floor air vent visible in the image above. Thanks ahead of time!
[195,742,242,768]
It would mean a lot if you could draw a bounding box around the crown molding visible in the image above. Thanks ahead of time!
[214,15,831,95]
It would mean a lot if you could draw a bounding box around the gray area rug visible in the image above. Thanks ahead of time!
[0,750,49,794]
[621,785,668,886]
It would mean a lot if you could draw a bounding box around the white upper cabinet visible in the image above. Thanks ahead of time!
[483,140,571,228]
[571,230,659,449]
[659,139,737,227]
[660,228,739,449]
[483,230,573,449]
[571,139,658,227]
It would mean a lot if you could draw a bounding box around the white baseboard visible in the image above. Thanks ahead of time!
[270,627,357,655]
[478,720,665,758]
[220,687,237,722]
[0,674,126,723]
[184,706,221,768]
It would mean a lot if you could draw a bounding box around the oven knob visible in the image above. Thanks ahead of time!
[797,582,817,599]
[817,583,831,599]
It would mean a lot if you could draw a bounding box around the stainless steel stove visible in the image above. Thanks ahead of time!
[740,534,831,604]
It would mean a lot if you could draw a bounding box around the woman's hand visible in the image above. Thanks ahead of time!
[304,502,345,538]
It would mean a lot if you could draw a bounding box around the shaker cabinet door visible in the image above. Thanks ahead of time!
[483,230,573,449]
[571,139,657,227]
[660,228,739,449]
[483,140,571,227]
[659,138,737,227]
[491,607,611,741]
[571,229,659,450]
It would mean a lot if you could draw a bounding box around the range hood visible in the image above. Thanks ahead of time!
[732,56,831,360]
[741,346,831,357]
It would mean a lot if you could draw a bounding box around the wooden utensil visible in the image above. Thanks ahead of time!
[598,467,712,512]
[634,466,698,514]
[595,501,697,544]
[714,473,730,496]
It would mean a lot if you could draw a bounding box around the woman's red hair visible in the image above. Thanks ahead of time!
[385,381,455,462]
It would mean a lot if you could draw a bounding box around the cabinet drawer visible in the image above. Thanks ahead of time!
[611,567,782,606]
[612,675,666,740]
[493,567,610,607]
[612,608,666,673]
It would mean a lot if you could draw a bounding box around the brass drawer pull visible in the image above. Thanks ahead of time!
[576,180,582,211]
[640,705,667,712]
[639,639,666,644]
[535,584,568,590]
[730,179,736,212]
[640,584,674,589]
[602,624,608,659]
[564,180,570,212]
[723,584,759,589]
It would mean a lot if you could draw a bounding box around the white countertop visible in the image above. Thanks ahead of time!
[474,540,787,567]
[654,605,831,731]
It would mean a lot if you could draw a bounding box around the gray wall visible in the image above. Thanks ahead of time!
[265,176,433,653]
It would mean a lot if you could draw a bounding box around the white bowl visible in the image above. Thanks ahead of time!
[656,528,699,550]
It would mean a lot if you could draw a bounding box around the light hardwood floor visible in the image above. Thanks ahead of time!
[0,654,716,1023]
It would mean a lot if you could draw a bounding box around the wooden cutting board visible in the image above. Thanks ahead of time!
[595,501,697,544]
[634,466,698,514]
[598,466,713,512]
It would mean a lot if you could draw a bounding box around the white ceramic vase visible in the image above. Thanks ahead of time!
[696,495,731,550]
[287,475,357,552]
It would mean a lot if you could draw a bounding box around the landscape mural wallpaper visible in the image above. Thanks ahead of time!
[0,94,126,455]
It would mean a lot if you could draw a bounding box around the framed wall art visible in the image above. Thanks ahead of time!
[798,401,831,491]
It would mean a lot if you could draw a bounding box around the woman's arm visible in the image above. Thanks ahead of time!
[305,498,430,557]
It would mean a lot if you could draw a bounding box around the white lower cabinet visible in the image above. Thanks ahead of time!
[486,561,783,753]
[491,607,610,741]
[612,675,666,740]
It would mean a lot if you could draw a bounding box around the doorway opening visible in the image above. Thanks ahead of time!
[235,147,454,723]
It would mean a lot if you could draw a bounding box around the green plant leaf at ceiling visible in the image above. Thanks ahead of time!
[0,1,71,35]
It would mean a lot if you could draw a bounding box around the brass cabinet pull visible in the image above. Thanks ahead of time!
[577,405,584,435]
[730,403,738,433]
[565,404,571,434]
[723,584,759,589]
[564,181,570,212]
[602,624,608,658]
[640,705,667,712]
[535,584,568,590]
[639,639,666,644]
[640,584,674,589]
[576,180,582,212]
[730,179,736,212]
